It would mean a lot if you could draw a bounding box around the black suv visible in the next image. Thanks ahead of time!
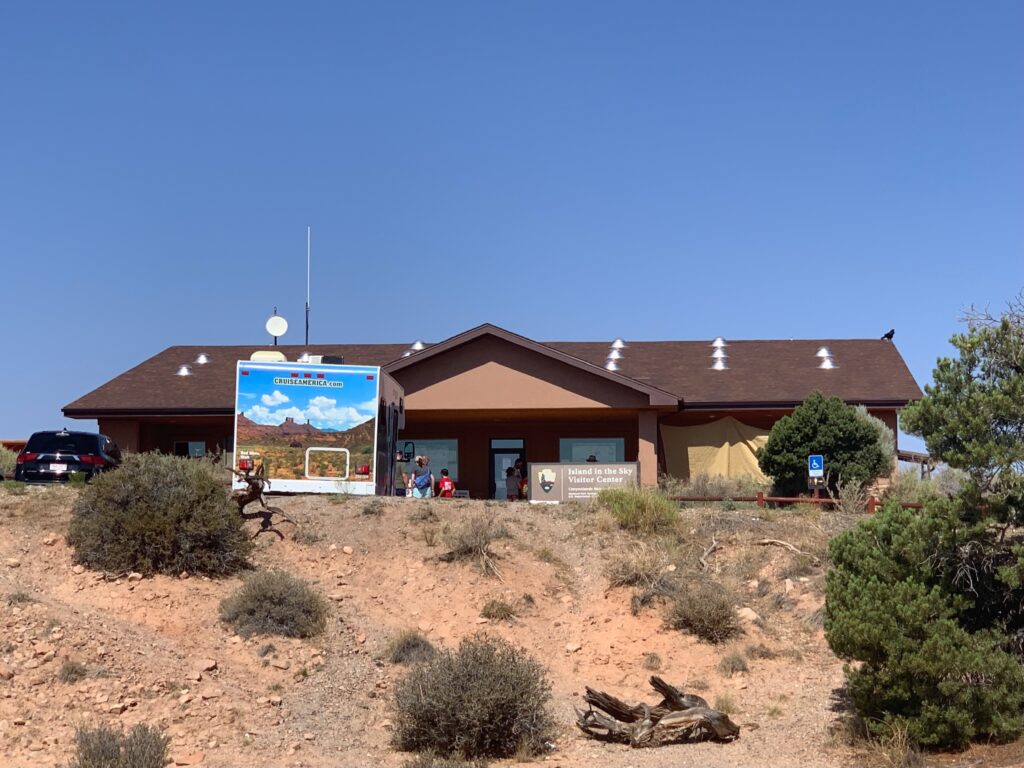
[15,430,122,483]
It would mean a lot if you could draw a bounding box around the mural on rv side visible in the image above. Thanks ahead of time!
[235,364,379,482]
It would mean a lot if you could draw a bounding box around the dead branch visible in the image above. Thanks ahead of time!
[230,464,297,539]
[577,676,739,747]
[699,536,719,571]
[754,538,820,565]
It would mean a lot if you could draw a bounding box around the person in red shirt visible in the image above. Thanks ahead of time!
[437,468,456,498]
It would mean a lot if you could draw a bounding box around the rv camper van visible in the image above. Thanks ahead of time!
[233,360,404,495]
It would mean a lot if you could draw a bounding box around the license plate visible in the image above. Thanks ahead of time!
[49,463,67,472]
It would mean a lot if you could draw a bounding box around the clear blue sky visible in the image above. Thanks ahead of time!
[2,2,1022,449]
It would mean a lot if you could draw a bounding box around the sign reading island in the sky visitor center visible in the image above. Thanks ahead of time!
[528,462,639,503]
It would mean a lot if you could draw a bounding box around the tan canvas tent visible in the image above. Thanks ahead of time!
[661,417,769,481]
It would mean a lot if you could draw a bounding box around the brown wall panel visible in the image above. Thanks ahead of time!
[401,414,640,498]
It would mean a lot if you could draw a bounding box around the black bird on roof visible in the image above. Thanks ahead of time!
[881,329,895,341]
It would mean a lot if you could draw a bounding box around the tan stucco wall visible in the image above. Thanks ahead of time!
[396,336,651,411]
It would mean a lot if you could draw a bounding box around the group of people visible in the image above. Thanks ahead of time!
[398,454,456,499]
[397,454,530,500]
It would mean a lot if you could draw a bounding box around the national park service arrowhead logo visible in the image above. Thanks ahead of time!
[538,468,557,494]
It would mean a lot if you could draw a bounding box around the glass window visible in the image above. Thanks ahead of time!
[174,441,207,458]
[403,439,458,481]
[559,438,624,463]
[490,438,524,449]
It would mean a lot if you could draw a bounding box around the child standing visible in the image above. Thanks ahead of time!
[505,466,519,501]
[437,468,456,498]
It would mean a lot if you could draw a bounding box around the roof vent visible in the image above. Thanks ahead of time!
[815,347,831,358]
[410,340,426,351]
[711,337,727,348]
[175,364,193,377]
[819,357,837,370]
[607,349,623,361]
[710,359,729,371]
[194,353,211,365]
[401,350,412,358]
[604,360,620,372]
[711,347,728,360]
[611,338,627,349]
[296,352,311,363]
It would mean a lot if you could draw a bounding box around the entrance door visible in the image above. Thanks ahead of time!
[489,438,525,500]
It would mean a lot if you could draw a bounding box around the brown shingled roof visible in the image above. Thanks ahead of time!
[548,339,922,407]
[63,344,407,417]
[63,330,921,418]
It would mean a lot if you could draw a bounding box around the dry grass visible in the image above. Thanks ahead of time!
[480,600,516,621]
[641,652,662,671]
[718,651,748,676]
[713,693,738,715]
[440,515,503,577]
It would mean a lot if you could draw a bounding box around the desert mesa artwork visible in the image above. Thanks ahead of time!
[233,361,402,494]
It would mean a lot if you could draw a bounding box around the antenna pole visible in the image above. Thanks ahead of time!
[305,226,311,346]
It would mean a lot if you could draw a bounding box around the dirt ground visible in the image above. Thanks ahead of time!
[0,485,1017,768]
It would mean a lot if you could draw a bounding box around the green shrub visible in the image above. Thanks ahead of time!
[826,501,1024,748]
[0,446,17,478]
[58,659,88,683]
[70,724,168,768]
[389,630,438,665]
[67,453,251,576]
[220,570,328,638]
[757,391,890,496]
[596,486,677,535]
[666,583,739,644]
[480,600,516,620]
[392,633,553,758]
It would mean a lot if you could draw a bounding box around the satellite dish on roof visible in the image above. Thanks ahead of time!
[266,315,288,338]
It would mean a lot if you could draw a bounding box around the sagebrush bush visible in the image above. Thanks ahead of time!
[70,724,168,768]
[403,754,488,768]
[67,453,251,576]
[441,515,502,576]
[882,468,967,505]
[392,633,553,758]
[662,472,767,499]
[59,659,88,683]
[596,486,677,535]
[718,652,748,676]
[220,570,328,638]
[666,583,740,643]
[827,476,870,516]
[480,599,516,620]
[389,630,438,665]
[826,501,1024,748]
[0,446,16,478]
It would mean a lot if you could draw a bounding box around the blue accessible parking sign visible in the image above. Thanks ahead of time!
[808,454,824,478]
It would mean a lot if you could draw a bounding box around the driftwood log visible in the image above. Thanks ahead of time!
[230,463,297,539]
[576,676,740,747]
